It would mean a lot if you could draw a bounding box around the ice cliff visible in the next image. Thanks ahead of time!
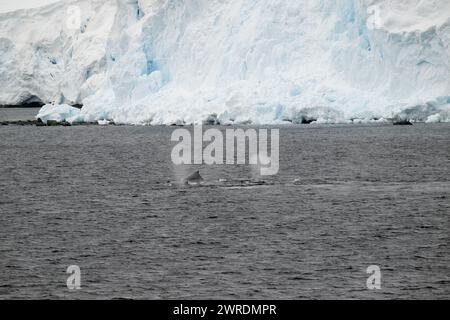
[0,0,449,124]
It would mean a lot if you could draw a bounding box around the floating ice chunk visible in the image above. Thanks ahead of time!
[98,119,111,126]
[36,104,81,124]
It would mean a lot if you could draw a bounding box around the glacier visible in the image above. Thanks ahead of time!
[0,0,449,125]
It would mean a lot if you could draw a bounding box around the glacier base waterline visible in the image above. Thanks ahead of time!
[1,0,450,125]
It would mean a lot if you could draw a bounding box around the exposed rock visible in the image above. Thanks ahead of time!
[36,118,46,127]
[0,118,102,126]
[0,120,39,126]
[301,117,317,124]
[46,120,59,126]
[393,120,413,126]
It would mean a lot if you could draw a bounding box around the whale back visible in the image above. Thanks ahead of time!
[185,171,204,183]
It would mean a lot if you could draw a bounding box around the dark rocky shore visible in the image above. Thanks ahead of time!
[0,108,416,127]
[0,119,417,127]
[393,120,414,126]
[0,119,103,127]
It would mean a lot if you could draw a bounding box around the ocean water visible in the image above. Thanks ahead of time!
[0,110,449,299]
[0,108,41,122]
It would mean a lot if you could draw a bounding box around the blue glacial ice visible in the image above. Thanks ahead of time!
[0,0,449,124]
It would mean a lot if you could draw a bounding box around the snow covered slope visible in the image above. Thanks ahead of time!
[0,0,136,106]
[0,0,61,13]
[1,0,449,124]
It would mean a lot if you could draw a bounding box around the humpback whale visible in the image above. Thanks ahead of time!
[184,171,204,185]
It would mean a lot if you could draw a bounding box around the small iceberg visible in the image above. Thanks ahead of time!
[98,119,111,126]
[36,104,81,124]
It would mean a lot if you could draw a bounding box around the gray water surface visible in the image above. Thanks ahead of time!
[0,121,449,299]
[0,108,41,122]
